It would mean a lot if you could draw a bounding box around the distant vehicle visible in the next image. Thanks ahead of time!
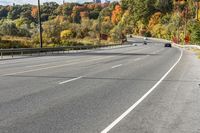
[164,43,172,48]
[143,41,147,45]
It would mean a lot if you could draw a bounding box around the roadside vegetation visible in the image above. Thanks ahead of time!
[0,0,200,48]
[193,49,200,59]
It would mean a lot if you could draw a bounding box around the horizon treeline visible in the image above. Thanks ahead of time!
[0,0,200,48]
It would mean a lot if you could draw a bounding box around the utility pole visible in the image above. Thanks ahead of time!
[176,0,181,44]
[98,13,102,45]
[38,0,43,48]
[195,1,199,21]
[184,2,189,45]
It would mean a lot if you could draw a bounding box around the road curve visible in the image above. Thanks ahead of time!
[0,38,199,133]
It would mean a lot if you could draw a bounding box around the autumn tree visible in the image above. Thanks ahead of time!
[31,6,38,19]
[112,4,123,25]
[80,11,89,20]
[148,12,162,30]
[61,30,73,39]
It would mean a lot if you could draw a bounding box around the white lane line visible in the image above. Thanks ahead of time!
[134,58,141,61]
[25,63,49,68]
[59,76,83,85]
[1,56,113,76]
[111,64,122,69]
[101,49,183,133]
[1,46,152,76]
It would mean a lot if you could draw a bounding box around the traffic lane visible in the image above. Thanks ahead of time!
[109,51,200,133]
[0,44,146,74]
[0,44,162,130]
[0,47,181,133]
[0,43,163,121]
[0,43,160,104]
[0,44,136,70]
[0,43,159,83]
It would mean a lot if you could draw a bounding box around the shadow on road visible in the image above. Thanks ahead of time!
[5,75,200,83]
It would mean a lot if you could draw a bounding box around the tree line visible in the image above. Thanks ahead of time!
[121,0,200,44]
[0,0,200,48]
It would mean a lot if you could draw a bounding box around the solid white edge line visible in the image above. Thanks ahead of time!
[111,64,122,69]
[101,49,183,133]
[59,76,83,85]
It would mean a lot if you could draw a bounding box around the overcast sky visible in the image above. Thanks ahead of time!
[0,0,114,5]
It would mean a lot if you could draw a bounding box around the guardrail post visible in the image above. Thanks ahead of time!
[1,51,2,59]
[12,50,13,58]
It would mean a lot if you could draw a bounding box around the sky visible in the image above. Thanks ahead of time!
[0,0,113,5]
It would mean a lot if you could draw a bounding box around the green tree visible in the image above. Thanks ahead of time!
[155,0,173,13]
[0,21,18,36]
[41,2,59,21]
[0,6,9,19]
[188,21,200,44]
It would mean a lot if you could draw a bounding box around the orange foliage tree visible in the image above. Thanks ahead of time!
[31,6,38,19]
[111,4,123,25]
[148,12,162,31]
[80,11,89,20]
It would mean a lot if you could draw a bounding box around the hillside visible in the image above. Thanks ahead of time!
[0,0,200,48]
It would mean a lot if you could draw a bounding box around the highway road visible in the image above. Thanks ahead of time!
[0,38,199,133]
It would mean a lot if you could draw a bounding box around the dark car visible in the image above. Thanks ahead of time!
[143,41,147,45]
[164,43,172,48]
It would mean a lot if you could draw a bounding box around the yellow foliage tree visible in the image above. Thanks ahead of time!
[148,12,162,31]
[197,9,200,21]
[151,24,168,39]
[60,30,72,40]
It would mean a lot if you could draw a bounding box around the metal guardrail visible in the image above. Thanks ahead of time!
[181,44,200,49]
[0,44,121,59]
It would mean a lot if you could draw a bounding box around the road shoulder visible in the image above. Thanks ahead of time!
[110,50,200,133]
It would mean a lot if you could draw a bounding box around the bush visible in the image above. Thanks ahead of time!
[110,25,121,42]
[61,41,85,46]
[18,28,31,37]
[60,30,73,39]
[0,40,31,49]
[188,21,200,44]
[0,21,18,36]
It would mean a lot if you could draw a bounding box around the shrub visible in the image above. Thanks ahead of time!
[60,30,73,39]
[0,21,18,36]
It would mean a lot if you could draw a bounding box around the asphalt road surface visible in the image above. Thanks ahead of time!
[0,38,199,133]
